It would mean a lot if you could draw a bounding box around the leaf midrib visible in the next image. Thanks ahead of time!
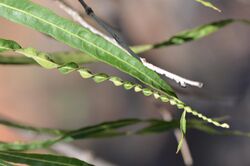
[0,46,10,51]
[0,2,167,95]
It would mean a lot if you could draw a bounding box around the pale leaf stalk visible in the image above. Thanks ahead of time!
[141,58,203,88]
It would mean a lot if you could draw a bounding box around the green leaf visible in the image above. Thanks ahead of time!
[66,119,141,139]
[49,51,96,65]
[137,120,179,134]
[0,138,61,151]
[0,54,36,65]
[58,62,79,74]
[180,111,187,134]
[0,51,96,65]
[0,119,66,136]
[0,151,93,166]
[0,119,144,151]
[0,118,173,151]
[133,19,236,53]
[0,0,175,97]
[0,39,21,52]
[188,120,250,137]
[109,77,124,86]
[176,133,184,154]
[0,118,248,152]
[92,73,109,83]
[133,19,250,53]
[17,48,59,69]
[0,159,13,166]
[2,19,246,60]
[176,110,187,153]
[195,0,221,12]
[0,38,229,128]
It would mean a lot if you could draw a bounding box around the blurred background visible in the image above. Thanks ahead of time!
[0,0,250,165]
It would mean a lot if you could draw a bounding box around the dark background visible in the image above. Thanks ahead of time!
[0,0,250,165]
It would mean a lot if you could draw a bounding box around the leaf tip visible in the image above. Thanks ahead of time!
[176,133,184,154]
[221,123,230,129]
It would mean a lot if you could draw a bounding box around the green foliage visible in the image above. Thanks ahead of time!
[0,38,229,129]
[133,19,250,53]
[0,119,65,135]
[65,119,140,139]
[180,111,187,134]
[1,19,249,65]
[0,0,175,97]
[176,133,184,154]
[0,55,35,65]
[0,159,13,166]
[0,0,249,165]
[0,151,92,166]
[176,110,187,153]
[0,118,249,152]
[0,51,96,65]
[0,119,167,151]
[0,139,61,152]
[0,39,21,52]
[195,0,221,12]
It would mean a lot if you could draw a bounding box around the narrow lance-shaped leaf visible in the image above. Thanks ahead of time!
[0,118,248,152]
[0,118,181,151]
[176,110,187,153]
[0,38,230,128]
[195,0,221,12]
[0,138,62,151]
[0,119,144,151]
[0,51,96,65]
[180,110,187,134]
[176,133,184,154]
[0,55,36,65]
[0,151,93,166]
[137,120,179,134]
[132,19,250,53]
[0,0,176,97]
[0,39,21,52]
[0,159,13,166]
[2,19,249,64]
[65,119,141,139]
[0,117,246,139]
[0,119,66,135]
